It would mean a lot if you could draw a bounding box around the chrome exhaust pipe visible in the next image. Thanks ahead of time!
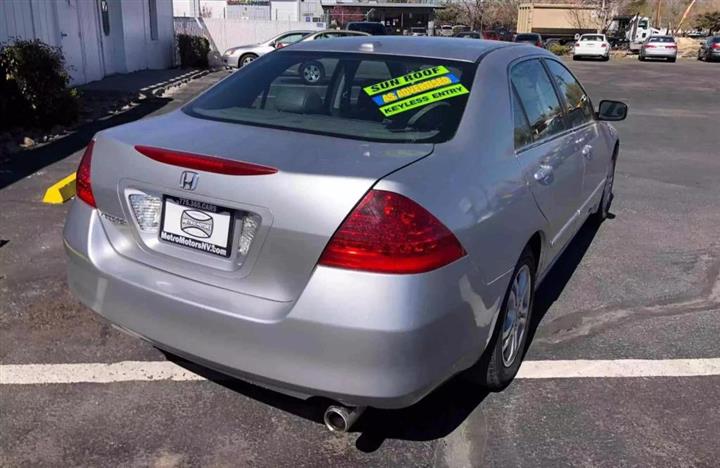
[323,405,366,433]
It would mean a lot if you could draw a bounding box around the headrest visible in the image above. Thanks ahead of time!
[275,88,323,114]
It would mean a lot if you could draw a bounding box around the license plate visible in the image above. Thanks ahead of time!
[159,196,234,258]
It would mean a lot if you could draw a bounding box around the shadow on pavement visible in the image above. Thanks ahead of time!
[0,98,170,190]
[164,214,606,452]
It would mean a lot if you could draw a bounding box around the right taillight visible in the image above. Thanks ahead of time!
[713,43,720,50]
[318,189,466,274]
[76,140,96,208]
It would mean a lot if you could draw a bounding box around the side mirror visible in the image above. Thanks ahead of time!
[597,100,628,121]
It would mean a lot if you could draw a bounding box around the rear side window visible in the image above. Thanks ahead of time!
[512,88,532,149]
[185,52,475,143]
[510,59,565,142]
[544,60,594,128]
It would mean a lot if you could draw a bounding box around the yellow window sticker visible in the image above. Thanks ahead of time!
[378,83,469,117]
[363,66,450,96]
[372,73,460,106]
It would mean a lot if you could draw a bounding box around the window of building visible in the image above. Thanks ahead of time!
[99,0,110,36]
[149,0,159,41]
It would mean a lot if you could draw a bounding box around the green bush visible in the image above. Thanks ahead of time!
[0,39,79,129]
[177,34,210,69]
[548,43,571,56]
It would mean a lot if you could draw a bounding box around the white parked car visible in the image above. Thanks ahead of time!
[573,34,610,61]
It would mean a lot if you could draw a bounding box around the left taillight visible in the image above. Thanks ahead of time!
[76,140,96,208]
[318,189,466,274]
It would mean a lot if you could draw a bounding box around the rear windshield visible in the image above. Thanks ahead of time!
[515,34,538,40]
[581,35,603,41]
[185,52,475,143]
[648,36,675,42]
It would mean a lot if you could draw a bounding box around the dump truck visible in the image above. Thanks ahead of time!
[516,3,603,46]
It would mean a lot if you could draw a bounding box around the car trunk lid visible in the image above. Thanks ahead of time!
[90,111,433,303]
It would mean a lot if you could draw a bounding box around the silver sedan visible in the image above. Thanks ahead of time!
[222,30,312,68]
[638,35,678,62]
[65,37,627,432]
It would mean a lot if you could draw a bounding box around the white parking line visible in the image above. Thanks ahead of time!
[516,358,720,379]
[2,359,720,385]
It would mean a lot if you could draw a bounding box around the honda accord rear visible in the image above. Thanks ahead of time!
[65,37,613,412]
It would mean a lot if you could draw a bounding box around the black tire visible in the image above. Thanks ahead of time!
[239,53,258,68]
[300,61,325,84]
[669,57,676,63]
[603,55,610,61]
[594,152,617,221]
[463,247,536,391]
[638,55,645,61]
[573,55,579,61]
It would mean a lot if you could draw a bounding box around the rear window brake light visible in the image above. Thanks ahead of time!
[135,145,278,176]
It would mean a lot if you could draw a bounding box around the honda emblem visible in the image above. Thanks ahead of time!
[179,171,199,191]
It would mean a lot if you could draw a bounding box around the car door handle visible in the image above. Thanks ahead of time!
[582,145,593,160]
[534,164,554,184]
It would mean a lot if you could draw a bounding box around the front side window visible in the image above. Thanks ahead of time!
[510,59,565,142]
[185,52,475,143]
[544,60,594,128]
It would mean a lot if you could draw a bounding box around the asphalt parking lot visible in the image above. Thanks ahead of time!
[2,58,720,467]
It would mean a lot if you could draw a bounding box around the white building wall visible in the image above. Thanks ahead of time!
[0,0,174,85]
[121,0,174,73]
[270,0,299,22]
[173,0,227,18]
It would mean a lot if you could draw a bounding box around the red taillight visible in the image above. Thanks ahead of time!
[536,41,543,47]
[318,190,466,274]
[135,145,278,176]
[601,43,607,48]
[644,44,655,48]
[575,42,580,47]
[76,140,96,208]
[713,43,720,49]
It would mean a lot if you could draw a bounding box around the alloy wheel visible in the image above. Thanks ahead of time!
[501,265,531,367]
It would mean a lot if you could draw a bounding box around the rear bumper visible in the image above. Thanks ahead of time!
[64,201,497,408]
[642,49,677,58]
[573,48,608,57]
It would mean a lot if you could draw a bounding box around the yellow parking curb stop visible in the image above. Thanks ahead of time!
[43,173,77,204]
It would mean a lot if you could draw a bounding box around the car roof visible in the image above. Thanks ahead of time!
[286,36,513,62]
